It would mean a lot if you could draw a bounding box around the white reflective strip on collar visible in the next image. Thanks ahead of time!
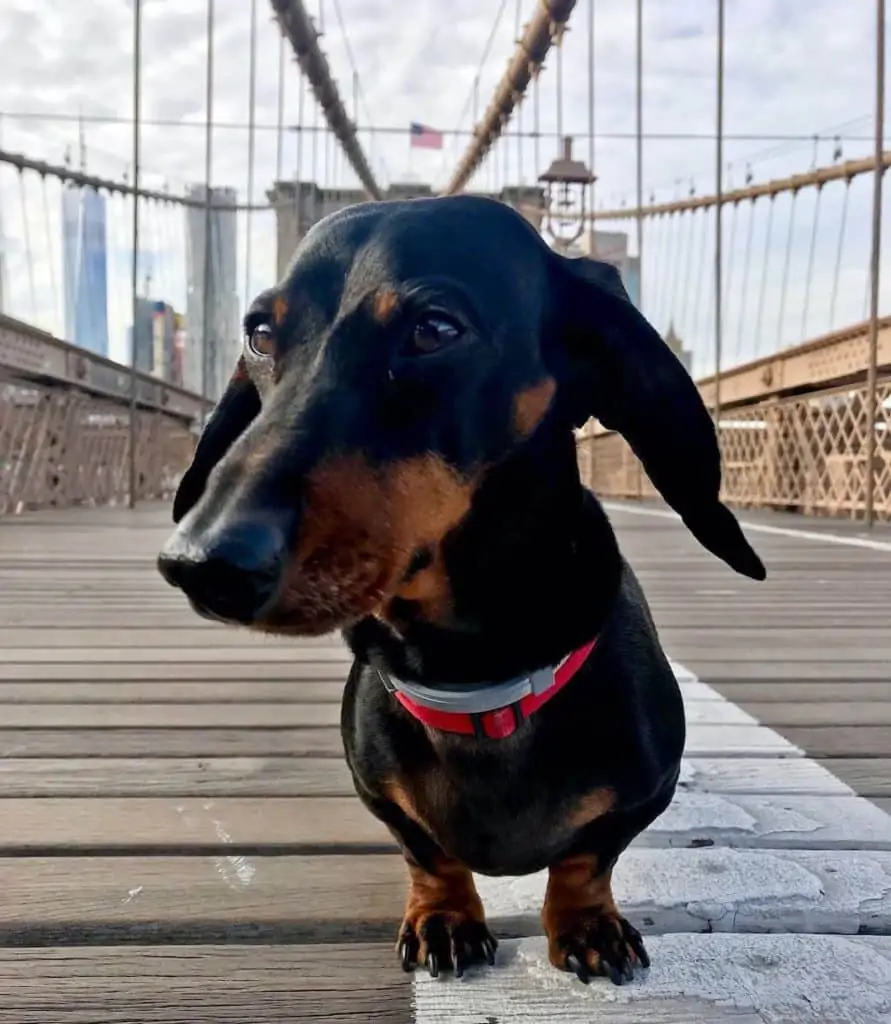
[378,652,572,716]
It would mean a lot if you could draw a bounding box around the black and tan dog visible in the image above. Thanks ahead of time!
[158,195,765,986]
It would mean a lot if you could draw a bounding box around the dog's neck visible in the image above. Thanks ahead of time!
[344,426,623,686]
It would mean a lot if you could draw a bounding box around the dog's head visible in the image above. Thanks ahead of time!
[158,196,764,635]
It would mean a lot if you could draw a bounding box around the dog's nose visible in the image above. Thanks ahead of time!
[157,520,286,624]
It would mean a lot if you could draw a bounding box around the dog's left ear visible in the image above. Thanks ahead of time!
[551,252,765,581]
[172,357,261,523]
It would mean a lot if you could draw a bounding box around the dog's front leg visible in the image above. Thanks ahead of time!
[542,853,649,986]
[396,849,497,978]
[353,781,499,978]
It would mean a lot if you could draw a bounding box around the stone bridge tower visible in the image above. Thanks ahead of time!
[267,179,545,280]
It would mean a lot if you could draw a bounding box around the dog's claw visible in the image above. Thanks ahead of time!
[565,953,590,984]
[397,933,417,970]
[552,912,649,987]
[426,952,440,979]
[453,944,467,979]
[396,913,498,978]
[628,930,651,969]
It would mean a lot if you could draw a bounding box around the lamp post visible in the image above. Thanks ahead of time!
[538,136,596,252]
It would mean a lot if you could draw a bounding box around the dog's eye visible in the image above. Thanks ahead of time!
[410,313,463,355]
[247,323,276,359]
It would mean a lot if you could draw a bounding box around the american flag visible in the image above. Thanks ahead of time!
[409,122,444,150]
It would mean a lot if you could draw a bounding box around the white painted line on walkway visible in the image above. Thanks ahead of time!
[413,934,891,1023]
[602,500,891,554]
[481,846,891,937]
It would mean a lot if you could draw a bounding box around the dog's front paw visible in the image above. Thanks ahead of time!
[546,907,649,986]
[397,909,498,979]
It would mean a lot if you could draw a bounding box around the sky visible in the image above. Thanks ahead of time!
[0,0,885,376]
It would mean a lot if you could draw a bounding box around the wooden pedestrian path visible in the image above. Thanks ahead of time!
[0,501,889,1022]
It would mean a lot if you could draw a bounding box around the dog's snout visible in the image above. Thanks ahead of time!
[157,520,287,624]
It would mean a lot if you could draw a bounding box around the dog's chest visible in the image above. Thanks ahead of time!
[396,751,579,876]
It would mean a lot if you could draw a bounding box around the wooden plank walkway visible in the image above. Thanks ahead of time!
[0,501,889,1022]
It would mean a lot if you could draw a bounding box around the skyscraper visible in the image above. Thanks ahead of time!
[184,185,239,401]
[61,185,109,356]
[129,297,180,382]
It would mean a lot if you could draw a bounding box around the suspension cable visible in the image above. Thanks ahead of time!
[296,72,305,236]
[753,197,775,357]
[675,207,696,335]
[556,42,564,141]
[40,174,60,335]
[533,74,540,177]
[775,191,799,351]
[587,0,595,226]
[693,206,712,368]
[17,171,37,321]
[828,179,851,330]
[678,207,699,342]
[733,198,757,364]
[244,0,258,310]
[799,184,824,341]
[721,198,739,351]
[275,34,285,181]
[650,215,670,328]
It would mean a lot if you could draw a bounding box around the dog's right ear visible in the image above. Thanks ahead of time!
[549,252,765,582]
[172,357,261,523]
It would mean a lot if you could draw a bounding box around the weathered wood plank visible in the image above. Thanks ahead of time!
[733,703,891,727]
[412,934,891,1024]
[0,797,392,853]
[0,704,343,727]
[0,855,406,945]
[0,700,757,729]
[4,847,891,948]
[0,756,356,796]
[0,647,352,663]
[816,759,891,797]
[0,681,346,703]
[0,662,350,681]
[19,612,886,630]
[0,728,348,757]
[0,755,848,799]
[678,757,852,796]
[778,727,891,757]
[5,936,886,1024]
[0,627,350,649]
[678,663,891,680]
[0,724,801,758]
[716,683,891,703]
[658,626,891,642]
[0,679,712,705]
[0,944,411,1024]
[1,792,888,852]
[656,647,891,662]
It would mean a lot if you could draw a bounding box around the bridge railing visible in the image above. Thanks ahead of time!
[577,319,891,519]
[0,314,204,515]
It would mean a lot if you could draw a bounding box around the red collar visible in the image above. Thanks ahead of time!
[385,637,598,740]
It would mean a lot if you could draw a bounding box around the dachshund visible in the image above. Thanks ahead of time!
[157,194,765,986]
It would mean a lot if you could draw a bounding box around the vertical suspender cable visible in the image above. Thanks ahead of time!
[128,0,142,508]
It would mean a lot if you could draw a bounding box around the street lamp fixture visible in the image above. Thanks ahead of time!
[538,135,596,250]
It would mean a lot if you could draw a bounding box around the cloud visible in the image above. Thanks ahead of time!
[0,0,886,373]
